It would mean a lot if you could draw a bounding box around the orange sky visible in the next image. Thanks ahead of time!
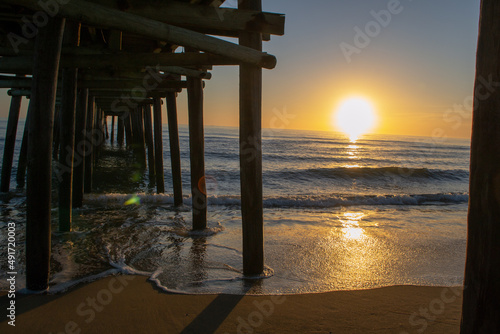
[174,0,479,140]
[0,1,480,140]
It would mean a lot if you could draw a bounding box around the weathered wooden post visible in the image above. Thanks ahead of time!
[117,117,124,146]
[84,96,94,193]
[130,109,140,161]
[138,107,147,168]
[143,104,156,184]
[110,115,115,144]
[52,105,61,160]
[239,0,264,276]
[94,108,103,158]
[124,112,133,149]
[26,17,65,291]
[95,108,104,161]
[187,60,207,230]
[166,91,183,206]
[72,88,88,208]
[0,95,22,192]
[93,108,100,160]
[16,103,30,189]
[132,107,147,168]
[104,114,109,139]
[461,1,500,332]
[58,22,80,232]
[152,98,165,194]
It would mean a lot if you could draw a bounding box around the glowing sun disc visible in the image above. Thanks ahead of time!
[334,97,377,141]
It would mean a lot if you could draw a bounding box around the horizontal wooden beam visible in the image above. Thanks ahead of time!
[0,75,187,90]
[87,0,285,36]
[0,52,238,73]
[94,96,153,100]
[89,90,175,97]
[95,98,154,104]
[5,0,277,68]
[7,89,31,97]
[6,88,177,99]
[81,72,178,82]
[0,50,209,79]
[0,75,31,89]
[80,79,187,90]
[0,45,107,57]
[157,66,211,79]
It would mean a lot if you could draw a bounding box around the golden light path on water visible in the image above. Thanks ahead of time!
[339,212,366,240]
[347,144,359,158]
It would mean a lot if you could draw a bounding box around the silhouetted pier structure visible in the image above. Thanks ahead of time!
[0,0,284,290]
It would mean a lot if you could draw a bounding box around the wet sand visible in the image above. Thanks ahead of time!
[0,275,462,333]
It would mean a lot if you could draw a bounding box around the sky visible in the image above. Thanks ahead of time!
[0,0,481,139]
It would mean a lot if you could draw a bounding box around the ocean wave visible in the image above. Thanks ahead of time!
[298,166,468,181]
[261,193,469,208]
[85,192,469,208]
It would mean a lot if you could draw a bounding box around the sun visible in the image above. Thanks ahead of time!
[333,97,377,141]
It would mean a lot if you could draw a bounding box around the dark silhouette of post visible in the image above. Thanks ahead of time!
[131,108,147,168]
[138,108,147,168]
[52,105,61,160]
[84,96,94,193]
[117,117,124,146]
[124,113,133,149]
[58,22,80,232]
[152,98,165,194]
[239,0,264,276]
[143,104,156,184]
[461,1,500,332]
[104,114,109,140]
[1,95,22,192]
[94,108,104,158]
[73,88,88,208]
[187,66,207,231]
[26,17,65,291]
[16,103,30,189]
[110,116,115,144]
[166,91,183,206]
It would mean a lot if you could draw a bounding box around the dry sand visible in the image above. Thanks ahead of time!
[0,275,462,333]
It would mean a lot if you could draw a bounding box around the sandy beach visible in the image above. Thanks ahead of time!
[0,275,462,334]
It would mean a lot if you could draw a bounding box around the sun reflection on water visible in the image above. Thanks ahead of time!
[339,212,366,240]
[347,144,359,159]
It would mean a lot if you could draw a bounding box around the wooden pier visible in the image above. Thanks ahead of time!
[2,1,500,332]
[0,0,285,290]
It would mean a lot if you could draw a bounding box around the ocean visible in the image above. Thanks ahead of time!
[0,119,470,294]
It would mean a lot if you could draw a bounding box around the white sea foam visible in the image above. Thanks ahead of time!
[84,192,468,208]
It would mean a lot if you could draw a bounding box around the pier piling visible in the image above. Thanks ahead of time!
[58,22,80,232]
[117,117,125,147]
[239,0,264,276]
[110,116,115,144]
[73,88,88,208]
[16,103,30,189]
[461,0,500,331]
[187,66,207,231]
[0,95,22,192]
[143,104,156,184]
[124,113,133,150]
[153,98,165,194]
[84,96,94,193]
[26,17,65,291]
[52,105,61,160]
[166,92,183,206]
